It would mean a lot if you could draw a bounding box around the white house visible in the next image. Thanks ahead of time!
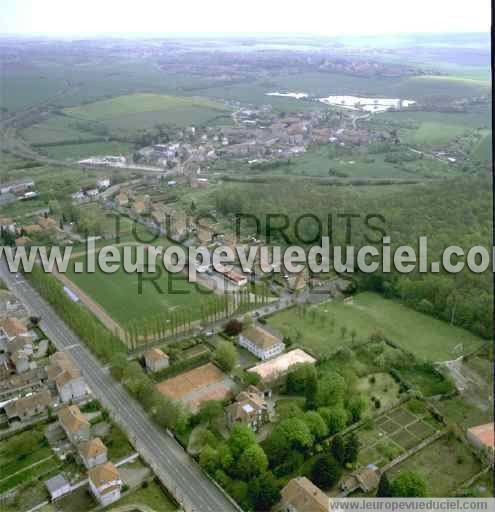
[45,474,71,501]
[238,325,285,360]
[47,352,86,403]
[89,462,122,507]
[143,348,169,373]
[79,437,108,469]
[58,405,91,444]
[96,178,111,189]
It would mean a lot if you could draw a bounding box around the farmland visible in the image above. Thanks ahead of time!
[378,111,491,146]
[63,93,233,131]
[268,292,484,361]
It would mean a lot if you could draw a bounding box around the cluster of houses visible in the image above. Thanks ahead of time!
[0,315,88,423]
[52,404,123,506]
[0,178,38,206]
[71,177,111,202]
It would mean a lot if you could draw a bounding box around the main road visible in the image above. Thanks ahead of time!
[0,259,238,512]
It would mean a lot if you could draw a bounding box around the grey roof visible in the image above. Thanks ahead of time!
[45,474,70,494]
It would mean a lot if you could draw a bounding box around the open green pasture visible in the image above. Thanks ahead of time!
[268,292,484,361]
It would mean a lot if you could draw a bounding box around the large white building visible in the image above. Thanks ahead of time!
[238,325,285,360]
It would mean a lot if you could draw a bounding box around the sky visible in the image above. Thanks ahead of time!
[0,0,491,36]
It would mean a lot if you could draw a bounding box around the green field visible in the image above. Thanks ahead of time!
[378,111,490,146]
[65,245,211,326]
[268,292,484,361]
[63,93,232,130]
[387,434,482,496]
[259,145,461,179]
[39,141,133,161]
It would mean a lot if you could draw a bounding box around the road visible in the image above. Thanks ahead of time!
[0,259,238,512]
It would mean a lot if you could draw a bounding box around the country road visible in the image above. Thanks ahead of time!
[0,259,239,512]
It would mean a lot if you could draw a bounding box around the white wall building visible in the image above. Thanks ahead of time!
[238,325,285,360]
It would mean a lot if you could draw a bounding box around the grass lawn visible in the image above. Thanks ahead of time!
[107,480,177,512]
[268,292,484,361]
[65,245,211,326]
[397,364,455,397]
[104,423,135,461]
[63,93,232,130]
[0,427,58,494]
[356,372,401,414]
[387,434,483,496]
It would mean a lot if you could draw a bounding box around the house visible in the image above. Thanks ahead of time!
[97,178,111,189]
[341,464,381,494]
[45,474,71,501]
[11,349,30,374]
[225,386,268,431]
[144,348,169,373]
[88,462,122,507]
[467,423,494,461]
[0,317,28,341]
[47,352,86,403]
[58,405,91,444]
[5,389,52,422]
[79,437,108,468]
[115,192,129,208]
[219,267,248,287]
[280,477,328,512]
[239,325,285,360]
[131,195,151,216]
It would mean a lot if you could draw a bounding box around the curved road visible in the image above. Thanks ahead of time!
[0,259,238,512]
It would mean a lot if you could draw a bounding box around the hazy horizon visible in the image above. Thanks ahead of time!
[0,0,490,36]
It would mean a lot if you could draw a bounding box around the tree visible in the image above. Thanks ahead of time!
[340,325,348,339]
[347,394,367,423]
[224,319,243,336]
[199,445,219,475]
[315,372,346,407]
[350,328,357,344]
[376,473,393,497]
[237,444,268,480]
[330,434,346,465]
[198,400,223,425]
[286,363,317,394]
[303,411,328,440]
[318,406,348,435]
[110,352,129,381]
[214,340,239,372]
[248,471,281,511]
[344,432,360,465]
[228,424,257,459]
[310,454,342,490]
[266,418,313,464]
[391,471,427,497]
